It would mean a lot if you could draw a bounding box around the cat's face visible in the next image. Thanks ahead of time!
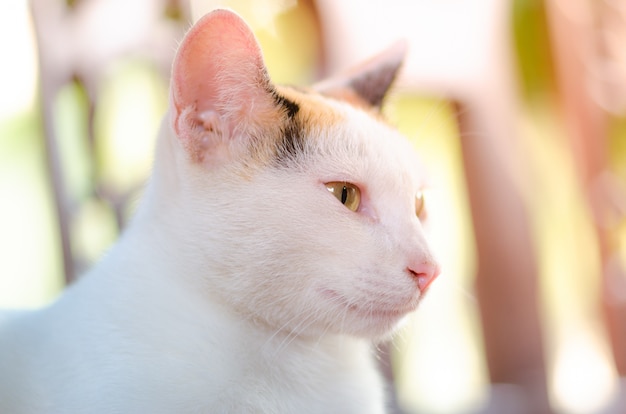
[158,9,440,339]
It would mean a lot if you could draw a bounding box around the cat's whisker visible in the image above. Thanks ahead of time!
[410,97,451,143]
[260,288,351,356]
[261,304,315,349]
[313,318,333,350]
[261,314,302,350]
[271,312,320,360]
[389,335,404,355]
[263,288,326,346]
[338,298,356,345]
[282,316,321,351]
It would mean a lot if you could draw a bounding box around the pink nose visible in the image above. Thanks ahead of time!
[409,261,441,292]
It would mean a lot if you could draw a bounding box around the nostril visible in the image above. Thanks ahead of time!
[408,262,441,292]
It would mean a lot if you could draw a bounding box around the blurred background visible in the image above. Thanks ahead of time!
[1,0,625,413]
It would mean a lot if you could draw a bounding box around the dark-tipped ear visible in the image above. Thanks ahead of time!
[170,9,279,163]
[314,40,407,108]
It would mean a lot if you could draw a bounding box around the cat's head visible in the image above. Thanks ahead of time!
[157,9,440,339]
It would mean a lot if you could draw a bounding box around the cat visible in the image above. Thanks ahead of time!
[0,9,440,414]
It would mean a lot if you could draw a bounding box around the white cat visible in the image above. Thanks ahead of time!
[0,9,439,414]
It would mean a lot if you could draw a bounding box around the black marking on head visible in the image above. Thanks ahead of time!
[271,88,300,119]
[275,117,305,164]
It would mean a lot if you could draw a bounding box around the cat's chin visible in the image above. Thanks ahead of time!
[349,313,412,340]
[317,288,420,338]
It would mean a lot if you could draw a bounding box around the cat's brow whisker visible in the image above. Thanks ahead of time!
[411,98,450,142]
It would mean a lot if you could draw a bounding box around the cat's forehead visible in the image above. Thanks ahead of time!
[273,85,423,187]
[275,84,384,125]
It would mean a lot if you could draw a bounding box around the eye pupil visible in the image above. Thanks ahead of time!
[325,182,361,212]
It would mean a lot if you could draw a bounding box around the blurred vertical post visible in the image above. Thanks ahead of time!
[545,0,626,380]
[454,1,552,412]
[30,0,77,284]
[29,0,186,284]
[456,99,551,413]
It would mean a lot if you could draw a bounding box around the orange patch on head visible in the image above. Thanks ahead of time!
[274,85,344,133]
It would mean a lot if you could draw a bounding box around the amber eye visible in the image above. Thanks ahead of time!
[415,191,426,219]
[325,182,361,212]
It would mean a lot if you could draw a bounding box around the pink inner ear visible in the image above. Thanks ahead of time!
[170,9,272,139]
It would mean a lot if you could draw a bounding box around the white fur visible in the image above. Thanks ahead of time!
[0,11,439,412]
[0,99,436,413]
